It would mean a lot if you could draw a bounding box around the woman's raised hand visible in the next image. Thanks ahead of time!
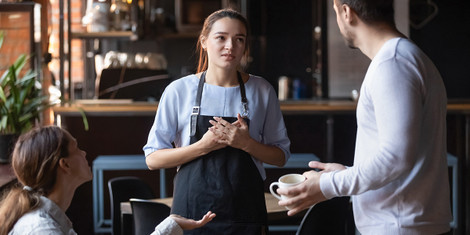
[199,127,227,153]
[209,114,251,149]
[170,211,216,230]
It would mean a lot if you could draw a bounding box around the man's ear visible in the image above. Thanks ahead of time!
[342,4,358,25]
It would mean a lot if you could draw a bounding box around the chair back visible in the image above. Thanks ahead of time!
[108,176,156,235]
[130,198,171,235]
[97,68,170,101]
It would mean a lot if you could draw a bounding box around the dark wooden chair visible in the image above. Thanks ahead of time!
[130,198,171,235]
[97,68,170,101]
[108,176,156,235]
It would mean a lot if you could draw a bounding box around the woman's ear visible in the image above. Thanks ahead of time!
[200,36,207,50]
[58,158,71,174]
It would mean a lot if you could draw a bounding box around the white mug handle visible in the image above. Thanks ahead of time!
[269,182,282,200]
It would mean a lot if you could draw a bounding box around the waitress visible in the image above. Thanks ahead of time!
[143,8,291,234]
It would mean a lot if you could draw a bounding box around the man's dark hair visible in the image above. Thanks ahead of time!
[338,0,395,26]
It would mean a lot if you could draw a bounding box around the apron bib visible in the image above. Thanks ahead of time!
[172,71,267,234]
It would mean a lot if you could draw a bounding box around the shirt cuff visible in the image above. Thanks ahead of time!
[319,171,338,199]
[152,217,183,235]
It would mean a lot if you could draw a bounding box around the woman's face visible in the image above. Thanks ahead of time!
[64,131,92,183]
[202,17,247,71]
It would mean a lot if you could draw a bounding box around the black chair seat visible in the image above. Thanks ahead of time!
[130,198,171,235]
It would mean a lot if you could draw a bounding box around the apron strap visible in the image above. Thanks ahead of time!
[190,71,248,136]
[237,72,249,117]
[190,71,207,136]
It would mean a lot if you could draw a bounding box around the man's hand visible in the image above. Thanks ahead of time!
[277,161,346,216]
[277,170,326,216]
[308,161,346,172]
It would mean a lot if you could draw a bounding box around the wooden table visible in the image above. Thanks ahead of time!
[120,193,305,232]
[121,193,292,218]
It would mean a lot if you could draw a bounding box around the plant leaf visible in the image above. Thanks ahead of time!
[16,70,37,85]
[17,74,35,111]
[0,87,6,103]
[0,31,4,49]
[13,54,28,77]
[0,32,54,134]
[0,115,7,131]
[0,66,11,87]
[76,107,89,131]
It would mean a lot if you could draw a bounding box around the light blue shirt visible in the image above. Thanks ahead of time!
[9,196,77,235]
[143,74,291,179]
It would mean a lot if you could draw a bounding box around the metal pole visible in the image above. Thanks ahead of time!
[59,0,64,102]
[465,115,470,235]
[67,0,72,101]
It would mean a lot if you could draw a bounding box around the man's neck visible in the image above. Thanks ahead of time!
[357,23,405,60]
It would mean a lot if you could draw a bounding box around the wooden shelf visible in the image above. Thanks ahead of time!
[158,32,199,39]
[52,100,470,117]
[71,31,137,40]
[70,31,200,40]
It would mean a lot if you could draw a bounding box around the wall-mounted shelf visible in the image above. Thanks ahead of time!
[157,32,199,39]
[71,31,138,40]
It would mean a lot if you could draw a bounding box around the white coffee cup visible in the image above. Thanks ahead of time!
[269,173,306,209]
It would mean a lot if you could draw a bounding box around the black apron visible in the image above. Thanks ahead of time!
[171,71,267,234]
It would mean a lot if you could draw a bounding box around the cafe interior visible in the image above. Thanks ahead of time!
[0,0,469,234]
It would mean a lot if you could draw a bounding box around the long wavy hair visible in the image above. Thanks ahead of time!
[0,126,69,235]
[196,8,251,73]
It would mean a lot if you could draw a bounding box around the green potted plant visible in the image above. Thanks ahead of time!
[0,31,50,163]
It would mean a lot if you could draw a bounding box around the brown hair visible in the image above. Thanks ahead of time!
[337,0,395,26]
[196,8,250,73]
[0,126,69,234]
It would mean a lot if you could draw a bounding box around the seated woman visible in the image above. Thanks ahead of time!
[0,126,214,235]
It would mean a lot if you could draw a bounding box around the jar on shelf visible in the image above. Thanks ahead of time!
[110,0,131,31]
[82,0,110,32]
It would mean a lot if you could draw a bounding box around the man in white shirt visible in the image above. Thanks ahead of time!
[277,0,452,234]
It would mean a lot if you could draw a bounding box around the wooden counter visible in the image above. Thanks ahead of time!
[52,100,470,116]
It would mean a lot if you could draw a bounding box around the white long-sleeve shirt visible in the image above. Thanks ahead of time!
[320,38,452,235]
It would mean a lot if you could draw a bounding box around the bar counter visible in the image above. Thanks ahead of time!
[52,99,470,116]
[53,100,358,116]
